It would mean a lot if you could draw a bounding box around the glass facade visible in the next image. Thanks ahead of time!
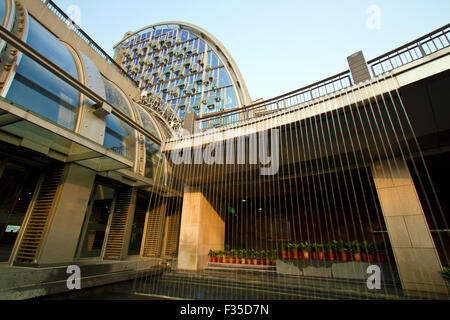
[5,17,80,130]
[117,24,241,118]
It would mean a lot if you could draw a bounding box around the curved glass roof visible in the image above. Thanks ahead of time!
[115,22,251,120]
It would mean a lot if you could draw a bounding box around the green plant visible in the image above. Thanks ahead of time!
[375,241,386,253]
[230,249,238,259]
[301,242,312,252]
[248,249,257,259]
[442,267,450,280]
[238,249,246,259]
[333,240,347,253]
[287,243,296,252]
[281,243,288,251]
[360,240,375,253]
[270,249,278,260]
[347,241,360,253]
[324,242,335,253]
[208,250,216,258]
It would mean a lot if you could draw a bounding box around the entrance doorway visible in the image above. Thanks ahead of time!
[0,161,41,262]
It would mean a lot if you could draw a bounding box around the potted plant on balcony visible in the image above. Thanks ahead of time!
[289,243,299,259]
[209,250,216,263]
[259,250,267,266]
[316,243,325,260]
[239,249,247,265]
[349,241,361,261]
[311,243,318,260]
[325,242,336,261]
[270,249,278,266]
[219,250,227,264]
[251,250,258,265]
[336,240,348,261]
[264,250,271,266]
[301,242,311,260]
[362,241,376,262]
[281,243,288,259]
[231,249,239,264]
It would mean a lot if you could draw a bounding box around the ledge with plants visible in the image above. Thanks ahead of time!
[208,248,278,266]
[280,240,391,263]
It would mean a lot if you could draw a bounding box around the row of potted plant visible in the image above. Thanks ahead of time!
[209,249,278,266]
[281,240,390,262]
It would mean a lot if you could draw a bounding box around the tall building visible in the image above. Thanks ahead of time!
[113,22,252,123]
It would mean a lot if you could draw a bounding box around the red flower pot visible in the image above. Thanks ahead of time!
[241,258,246,264]
[303,251,310,260]
[247,259,252,265]
[272,260,277,266]
[327,252,335,261]
[211,257,216,263]
[353,253,361,262]
[298,251,303,259]
[222,257,227,263]
[259,259,264,265]
[312,252,317,260]
[235,258,240,264]
[287,252,292,259]
[368,253,375,262]
[265,259,271,266]
[318,252,325,260]
[292,251,298,259]
[253,259,258,265]
[282,251,287,259]
[361,253,368,262]
[340,253,348,261]
[228,258,233,264]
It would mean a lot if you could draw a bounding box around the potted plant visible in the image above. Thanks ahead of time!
[349,241,361,261]
[230,249,239,264]
[325,242,335,261]
[295,243,303,259]
[209,250,216,263]
[264,250,271,266]
[246,249,253,265]
[311,243,318,260]
[316,243,325,260]
[336,240,348,261]
[289,243,298,259]
[251,249,258,265]
[239,249,246,265]
[219,250,227,264]
[301,242,311,260]
[270,249,278,266]
[281,243,288,259]
[259,250,266,265]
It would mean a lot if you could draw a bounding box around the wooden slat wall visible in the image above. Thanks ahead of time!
[14,166,65,264]
[103,187,134,260]
[142,201,165,257]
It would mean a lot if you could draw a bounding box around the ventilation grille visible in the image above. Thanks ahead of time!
[103,187,133,260]
[164,210,181,257]
[14,166,64,264]
[142,202,165,257]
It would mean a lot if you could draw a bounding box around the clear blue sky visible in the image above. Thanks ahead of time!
[53,0,449,101]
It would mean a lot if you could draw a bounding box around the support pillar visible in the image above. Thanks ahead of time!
[371,159,448,295]
[177,185,224,271]
[36,163,96,265]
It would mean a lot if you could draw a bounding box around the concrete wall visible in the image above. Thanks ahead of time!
[177,186,224,270]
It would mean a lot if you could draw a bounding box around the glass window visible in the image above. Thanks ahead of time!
[136,104,160,139]
[78,184,115,258]
[103,114,136,160]
[6,55,79,129]
[218,67,232,87]
[26,17,78,78]
[0,0,6,27]
[102,77,132,117]
[144,138,162,179]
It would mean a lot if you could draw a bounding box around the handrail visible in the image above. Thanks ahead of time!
[196,71,352,132]
[40,0,138,87]
[198,70,351,121]
[367,23,450,77]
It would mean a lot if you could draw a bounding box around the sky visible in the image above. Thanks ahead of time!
[53,0,450,101]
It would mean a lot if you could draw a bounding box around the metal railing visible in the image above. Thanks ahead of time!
[197,71,352,132]
[367,23,450,76]
[40,0,138,86]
